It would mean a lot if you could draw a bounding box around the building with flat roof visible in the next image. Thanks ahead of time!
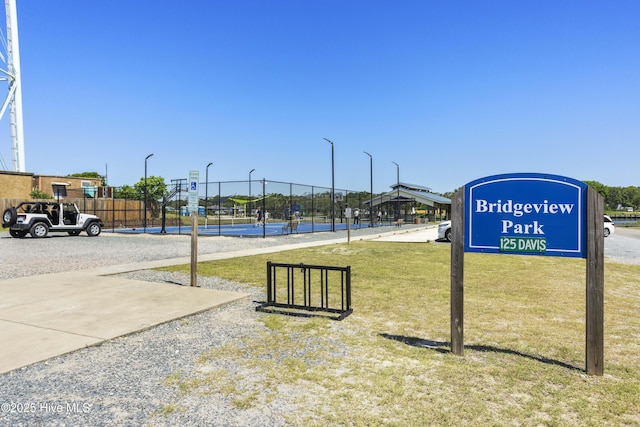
[0,171,105,200]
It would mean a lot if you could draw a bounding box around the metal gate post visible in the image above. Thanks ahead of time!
[266,261,273,303]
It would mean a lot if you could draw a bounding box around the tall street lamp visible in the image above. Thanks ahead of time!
[364,151,373,227]
[144,153,154,232]
[262,178,267,239]
[249,168,255,221]
[323,138,335,232]
[205,162,213,222]
[392,161,400,221]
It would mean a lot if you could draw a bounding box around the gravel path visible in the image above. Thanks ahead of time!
[0,226,638,426]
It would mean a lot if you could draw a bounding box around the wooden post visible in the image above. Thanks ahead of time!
[345,206,351,244]
[586,187,604,375]
[450,187,465,355]
[191,212,198,287]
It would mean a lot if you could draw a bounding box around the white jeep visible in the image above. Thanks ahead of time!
[2,201,103,238]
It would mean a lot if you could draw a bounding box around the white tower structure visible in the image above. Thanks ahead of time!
[0,0,25,172]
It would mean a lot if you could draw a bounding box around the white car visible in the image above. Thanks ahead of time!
[604,214,615,237]
[438,221,452,242]
[438,216,615,242]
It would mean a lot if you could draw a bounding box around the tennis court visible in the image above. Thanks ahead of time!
[81,178,421,238]
[110,219,385,237]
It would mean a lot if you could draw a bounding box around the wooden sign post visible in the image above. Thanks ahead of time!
[450,187,465,356]
[188,170,199,287]
[586,187,604,375]
[450,173,604,375]
[191,211,198,287]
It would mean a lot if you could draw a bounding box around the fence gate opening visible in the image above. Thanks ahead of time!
[256,262,352,320]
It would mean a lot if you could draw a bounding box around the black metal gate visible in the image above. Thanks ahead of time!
[256,262,352,320]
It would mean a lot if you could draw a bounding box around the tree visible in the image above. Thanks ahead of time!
[30,189,53,199]
[112,176,167,218]
[113,185,138,200]
[134,176,167,218]
[442,187,462,200]
[583,180,607,198]
[606,186,639,211]
[583,182,640,211]
[632,187,640,211]
[621,186,640,210]
[69,172,106,186]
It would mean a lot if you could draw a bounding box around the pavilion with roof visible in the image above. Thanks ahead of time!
[364,182,452,223]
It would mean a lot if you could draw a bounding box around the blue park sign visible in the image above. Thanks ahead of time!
[464,173,588,258]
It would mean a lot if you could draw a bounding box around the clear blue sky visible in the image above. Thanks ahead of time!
[1,0,639,194]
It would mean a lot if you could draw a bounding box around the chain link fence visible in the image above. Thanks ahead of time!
[3,179,418,236]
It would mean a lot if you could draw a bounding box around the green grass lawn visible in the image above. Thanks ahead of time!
[159,241,640,426]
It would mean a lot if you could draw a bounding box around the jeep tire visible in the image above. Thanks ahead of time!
[3,207,17,227]
[86,222,101,237]
[30,222,49,238]
[9,229,28,238]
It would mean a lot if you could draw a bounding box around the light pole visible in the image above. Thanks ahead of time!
[262,178,267,238]
[323,138,335,232]
[144,153,154,232]
[249,168,255,222]
[205,162,213,223]
[364,151,373,227]
[392,161,400,222]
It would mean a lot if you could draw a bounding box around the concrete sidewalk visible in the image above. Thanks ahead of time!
[0,225,437,374]
[372,225,439,242]
[0,271,248,374]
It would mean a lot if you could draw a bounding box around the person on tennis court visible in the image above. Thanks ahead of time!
[353,208,360,227]
[256,208,263,227]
